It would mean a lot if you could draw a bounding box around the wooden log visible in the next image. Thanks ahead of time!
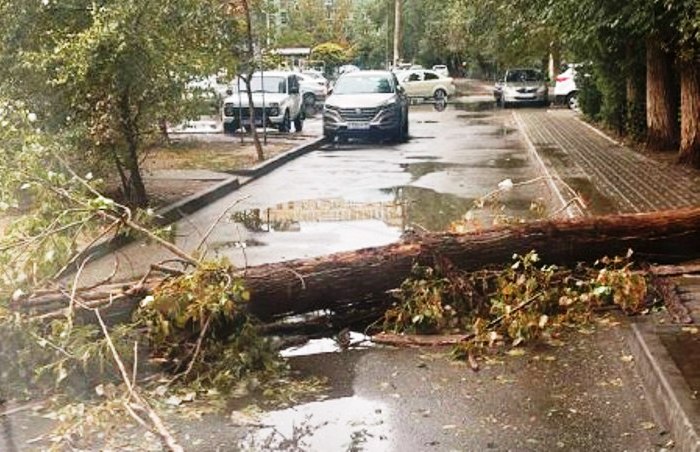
[16,208,700,323]
[242,207,700,320]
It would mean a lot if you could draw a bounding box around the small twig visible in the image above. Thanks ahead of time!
[180,314,213,383]
[67,255,93,329]
[132,341,139,390]
[459,292,542,343]
[548,196,585,219]
[195,197,249,256]
[94,303,183,452]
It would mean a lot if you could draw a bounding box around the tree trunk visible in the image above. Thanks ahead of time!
[241,207,700,321]
[677,58,700,168]
[646,37,679,151]
[118,91,148,208]
[241,0,265,162]
[626,40,646,139]
[18,208,700,322]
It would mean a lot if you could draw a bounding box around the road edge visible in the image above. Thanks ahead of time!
[626,320,700,451]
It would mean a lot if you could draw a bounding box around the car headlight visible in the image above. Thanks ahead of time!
[324,104,340,112]
[537,86,547,93]
[381,99,397,108]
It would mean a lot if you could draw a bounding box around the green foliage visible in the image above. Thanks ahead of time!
[138,260,284,392]
[383,251,652,359]
[311,42,351,76]
[0,0,240,207]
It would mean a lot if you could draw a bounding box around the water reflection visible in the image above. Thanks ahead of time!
[243,396,391,451]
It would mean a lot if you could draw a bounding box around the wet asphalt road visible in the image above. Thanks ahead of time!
[84,101,553,284]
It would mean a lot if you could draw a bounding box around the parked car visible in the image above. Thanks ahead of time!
[323,70,409,142]
[496,68,548,107]
[555,64,579,110]
[397,69,456,100]
[297,72,328,108]
[221,71,303,134]
[432,64,449,77]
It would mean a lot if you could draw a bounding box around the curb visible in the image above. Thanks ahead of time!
[68,136,326,273]
[228,136,325,179]
[627,321,700,451]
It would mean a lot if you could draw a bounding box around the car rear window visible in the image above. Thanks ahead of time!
[333,75,394,94]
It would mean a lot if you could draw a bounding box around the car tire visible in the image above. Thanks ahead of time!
[293,113,304,132]
[223,120,239,134]
[278,111,291,133]
[303,93,316,116]
[566,92,579,110]
[434,88,447,100]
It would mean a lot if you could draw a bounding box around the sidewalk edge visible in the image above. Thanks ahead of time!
[627,321,700,451]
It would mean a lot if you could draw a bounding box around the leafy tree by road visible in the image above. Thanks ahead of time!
[0,0,239,207]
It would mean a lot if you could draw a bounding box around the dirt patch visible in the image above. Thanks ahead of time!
[142,139,292,172]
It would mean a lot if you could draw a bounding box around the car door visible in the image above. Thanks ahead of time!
[420,71,441,97]
[401,71,423,97]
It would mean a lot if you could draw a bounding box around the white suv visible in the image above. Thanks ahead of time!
[222,71,303,133]
[554,65,578,110]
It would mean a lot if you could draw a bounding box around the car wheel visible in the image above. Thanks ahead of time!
[566,92,579,110]
[223,120,238,134]
[293,113,304,132]
[278,111,290,133]
[434,88,447,100]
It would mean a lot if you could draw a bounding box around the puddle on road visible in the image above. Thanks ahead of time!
[280,332,373,358]
[400,161,462,180]
[456,112,490,120]
[243,396,391,451]
[563,177,618,215]
[454,101,496,112]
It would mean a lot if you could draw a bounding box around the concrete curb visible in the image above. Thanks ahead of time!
[67,135,326,272]
[627,321,700,451]
[227,136,325,178]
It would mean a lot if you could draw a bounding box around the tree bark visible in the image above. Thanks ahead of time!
[18,208,700,323]
[677,57,700,167]
[118,90,149,208]
[241,0,265,162]
[646,37,679,151]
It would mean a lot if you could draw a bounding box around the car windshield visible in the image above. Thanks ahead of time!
[237,76,286,93]
[333,75,394,94]
[506,70,543,82]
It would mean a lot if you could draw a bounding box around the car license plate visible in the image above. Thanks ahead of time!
[348,122,370,130]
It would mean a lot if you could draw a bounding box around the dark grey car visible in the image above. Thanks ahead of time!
[323,70,409,142]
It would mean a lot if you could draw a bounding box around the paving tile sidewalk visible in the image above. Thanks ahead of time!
[515,109,700,215]
[516,108,700,450]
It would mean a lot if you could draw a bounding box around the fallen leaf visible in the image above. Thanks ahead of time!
[506,348,526,357]
[442,424,457,430]
[165,395,182,406]
[620,355,634,363]
[682,327,699,335]
[640,421,655,430]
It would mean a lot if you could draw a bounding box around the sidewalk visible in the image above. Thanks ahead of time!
[515,108,700,450]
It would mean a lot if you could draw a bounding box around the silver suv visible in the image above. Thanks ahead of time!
[323,70,409,142]
[222,71,303,133]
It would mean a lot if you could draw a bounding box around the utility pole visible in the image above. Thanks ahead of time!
[393,0,400,68]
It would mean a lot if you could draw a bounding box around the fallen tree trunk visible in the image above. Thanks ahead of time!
[15,208,700,322]
[242,207,700,320]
